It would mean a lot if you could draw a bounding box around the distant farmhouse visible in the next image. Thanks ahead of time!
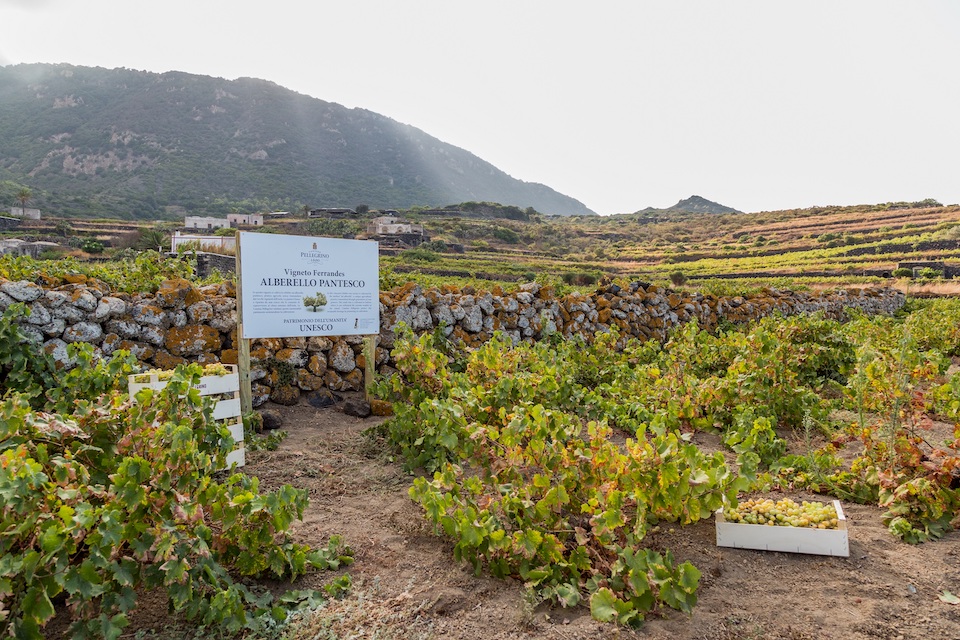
[8,206,41,220]
[184,214,264,229]
[227,213,263,226]
[366,215,428,248]
[185,216,230,230]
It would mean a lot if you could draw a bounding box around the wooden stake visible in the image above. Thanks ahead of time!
[363,334,376,401]
[237,323,253,415]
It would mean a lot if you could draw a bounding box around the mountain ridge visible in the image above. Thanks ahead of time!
[0,63,594,218]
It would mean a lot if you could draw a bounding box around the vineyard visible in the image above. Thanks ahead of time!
[3,250,960,637]
[373,300,960,627]
[381,201,960,292]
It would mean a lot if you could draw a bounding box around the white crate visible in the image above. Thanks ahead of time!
[224,421,244,442]
[128,364,245,469]
[225,446,246,468]
[212,396,242,421]
[715,500,849,557]
[217,420,246,469]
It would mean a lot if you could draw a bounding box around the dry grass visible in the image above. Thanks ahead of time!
[287,579,437,640]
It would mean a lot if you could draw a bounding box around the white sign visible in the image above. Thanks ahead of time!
[238,233,379,339]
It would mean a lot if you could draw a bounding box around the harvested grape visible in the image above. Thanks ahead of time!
[134,363,231,383]
[201,363,230,376]
[722,498,839,529]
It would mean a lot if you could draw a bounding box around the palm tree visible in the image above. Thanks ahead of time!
[15,188,31,209]
[135,227,169,251]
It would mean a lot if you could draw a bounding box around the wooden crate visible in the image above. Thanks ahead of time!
[715,500,849,557]
[128,364,245,468]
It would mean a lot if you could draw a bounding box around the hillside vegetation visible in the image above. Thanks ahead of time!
[0,64,593,218]
[380,199,960,291]
[3,199,958,295]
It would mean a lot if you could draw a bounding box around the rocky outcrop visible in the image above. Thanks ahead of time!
[0,274,905,407]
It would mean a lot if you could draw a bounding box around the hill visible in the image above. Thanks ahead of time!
[636,195,740,215]
[0,63,594,219]
[665,195,741,214]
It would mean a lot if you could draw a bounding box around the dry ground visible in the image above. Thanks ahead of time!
[234,397,960,640]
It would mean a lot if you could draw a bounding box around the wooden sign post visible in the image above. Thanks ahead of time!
[363,334,376,401]
[235,232,379,412]
[235,232,253,414]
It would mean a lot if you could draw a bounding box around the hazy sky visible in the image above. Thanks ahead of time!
[1,1,958,215]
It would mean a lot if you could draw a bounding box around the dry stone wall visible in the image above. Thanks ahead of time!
[0,275,905,407]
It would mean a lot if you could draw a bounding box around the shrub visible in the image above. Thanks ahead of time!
[892,268,913,278]
[419,239,448,252]
[54,220,73,237]
[492,226,520,244]
[816,232,840,244]
[399,248,440,263]
[669,271,688,286]
[81,238,104,254]
[561,271,598,286]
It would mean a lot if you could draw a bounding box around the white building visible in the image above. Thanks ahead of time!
[365,216,424,235]
[227,213,264,227]
[9,206,41,220]
[184,216,230,230]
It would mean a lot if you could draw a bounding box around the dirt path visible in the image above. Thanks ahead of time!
[244,399,960,640]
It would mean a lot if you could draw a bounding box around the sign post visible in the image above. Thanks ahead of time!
[236,232,380,410]
[363,334,376,400]
[235,237,253,414]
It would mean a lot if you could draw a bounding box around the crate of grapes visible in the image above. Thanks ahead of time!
[128,364,245,468]
[715,498,849,557]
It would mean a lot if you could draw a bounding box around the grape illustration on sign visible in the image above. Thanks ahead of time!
[238,233,379,339]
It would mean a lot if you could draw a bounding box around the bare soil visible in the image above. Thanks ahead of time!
[237,397,960,640]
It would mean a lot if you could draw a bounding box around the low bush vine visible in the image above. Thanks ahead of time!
[771,302,960,542]
[378,327,748,625]
[0,306,350,639]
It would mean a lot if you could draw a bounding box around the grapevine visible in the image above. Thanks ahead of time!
[0,307,350,639]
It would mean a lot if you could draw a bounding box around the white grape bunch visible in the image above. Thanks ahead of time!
[723,498,839,529]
